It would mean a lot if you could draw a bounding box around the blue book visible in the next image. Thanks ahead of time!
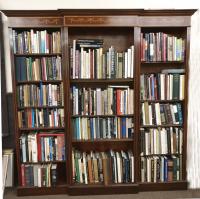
[31,109,35,127]
[20,57,27,81]
[164,157,168,182]
[151,76,155,100]
[121,117,126,138]
[41,137,45,161]
[77,118,80,140]
[39,82,43,106]
[15,57,21,81]
[90,118,94,141]
[49,137,53,161]
[177,103,183,124]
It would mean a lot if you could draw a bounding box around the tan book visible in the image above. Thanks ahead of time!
[101,152,109,186]
[93,156,99,183]
[87,154,93,184]
[144,102,150,125]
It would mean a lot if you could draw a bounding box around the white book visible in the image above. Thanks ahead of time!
[160,157,165,182]
[149,105,153,125]
[150,129,154,154]
[170,127,174,154]
[161,129,168,154]
[21,136,27,162]
[125,52,128,78]
[147,158,151,182]
[31,133,38,162]
[38,166,41,187]
[160,74,165,100]
[131,46,134,78]
[145,132,150,155]
[142,103,146,125]
[96,88,102,115]
[169,74,173,100]
[82,152,88,184]
[116,152,122,183]
[78,157,83,183]
[127,48,131,78]
[180,75,185,100]
[155,103,161,125]
[72,40,76,79]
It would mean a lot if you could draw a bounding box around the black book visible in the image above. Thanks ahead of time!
[51,164,57,186]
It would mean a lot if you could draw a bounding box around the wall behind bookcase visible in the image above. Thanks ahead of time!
[0,1,200,189]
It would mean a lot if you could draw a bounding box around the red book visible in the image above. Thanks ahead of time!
[21,164,25,186]
[116,90,122,115]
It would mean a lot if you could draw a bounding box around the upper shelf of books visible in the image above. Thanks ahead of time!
[12,29,61,54]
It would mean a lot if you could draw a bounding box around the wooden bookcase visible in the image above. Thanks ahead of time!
[2,9,196,196]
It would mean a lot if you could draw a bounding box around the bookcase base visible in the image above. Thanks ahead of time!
[68,183,139,195]
[17,185,68,196]
[139,181,187,192]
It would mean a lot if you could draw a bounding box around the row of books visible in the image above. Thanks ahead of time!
[20,133,65,163]
[71,39,134,79]
[72,117,134,140]
[18,108,64,128]
[72,86,134,116]
[16,56,62,82]
[72,149,134,184]
[17,83,64,107]
[21,163,57,187]
[140,128,183,156]
[141,102,183,125]
[12,30,61,54]
[140,73,185,100]
[141,155,182,182]
[140,32,185,61]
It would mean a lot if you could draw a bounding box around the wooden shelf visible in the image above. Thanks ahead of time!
[18,106,64,109]
[141,61,184,64]
[140,99,184,103]
[68,183,138,195]
[72,138,133,151]
[140,153,181,157]
[21,160,66,164]
[17,185,67,196]
[19,127,65,131]
[71,114,134,118]
[72,138,133,143]
[70,78,133,83]
[140,124,182,128]
[16,80,62,85]
[139,180,187,191]
[14,53,62,56]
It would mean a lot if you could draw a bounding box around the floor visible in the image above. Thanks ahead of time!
[4,188,200,199]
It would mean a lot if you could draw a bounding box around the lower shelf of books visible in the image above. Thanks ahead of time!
[68,183,139,195]
[17,184,68,196]
[139,180,187,191]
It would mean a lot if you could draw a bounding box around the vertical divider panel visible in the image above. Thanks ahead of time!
[133,26,141,183]
[183,27,190,181]
[61,26,71,185]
